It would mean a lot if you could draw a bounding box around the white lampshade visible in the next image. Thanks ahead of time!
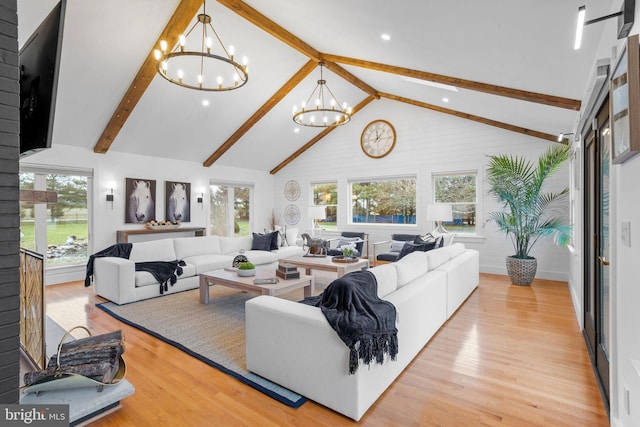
[426,204,453,222]
[308,206,326,220]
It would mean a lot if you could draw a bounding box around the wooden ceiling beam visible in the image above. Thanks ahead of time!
[322,59,379,99]
[93,0,204,154]
[323,54,581,111]
[216,0,321,61]
[208,0,381,167]
[380,92,561,143]
[203,60,317,167]
[270,95,377,175]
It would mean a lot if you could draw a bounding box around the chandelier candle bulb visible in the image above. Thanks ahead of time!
[153,0,248,91]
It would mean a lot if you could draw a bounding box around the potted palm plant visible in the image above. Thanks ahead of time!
[487,145,571,285]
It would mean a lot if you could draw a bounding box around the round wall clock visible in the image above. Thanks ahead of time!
[360,119,396,159]
[284,180,301,201]
[284,204,300,225]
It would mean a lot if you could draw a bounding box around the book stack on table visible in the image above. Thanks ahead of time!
[276,262,300,280]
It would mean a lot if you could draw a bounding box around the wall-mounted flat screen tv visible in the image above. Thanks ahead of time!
[19,0,66,158]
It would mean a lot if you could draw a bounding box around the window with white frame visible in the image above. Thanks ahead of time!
[432,172,477,234]
[311,182,337,230]
[350,177,416,225]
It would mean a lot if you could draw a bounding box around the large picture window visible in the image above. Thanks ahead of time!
[209,183,252,236]
[312,182,337,230]
[20,167,91,266]
[350,177,416,224]
[433,172,477,234]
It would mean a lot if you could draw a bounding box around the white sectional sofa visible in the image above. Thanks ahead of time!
[93,235,304,305]
[245,242,479,421]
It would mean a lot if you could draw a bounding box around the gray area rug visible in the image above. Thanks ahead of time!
[96,270,335,408]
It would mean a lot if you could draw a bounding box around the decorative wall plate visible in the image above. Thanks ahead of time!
[284,204,300,225]
[284,180,301,201]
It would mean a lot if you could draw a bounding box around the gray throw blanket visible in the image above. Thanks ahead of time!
[85,243,185,294]
[302,270,398,374]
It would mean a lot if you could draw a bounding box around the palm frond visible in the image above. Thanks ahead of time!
[486,145,571,258]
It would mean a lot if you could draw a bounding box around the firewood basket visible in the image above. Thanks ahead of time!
[21,326,126,395]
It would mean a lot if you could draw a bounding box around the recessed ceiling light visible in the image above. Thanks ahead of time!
[294,128,300,133]
[442,98,449,103]
[401,76,459,92]
[381,33,391,41]
[202,99,210,106]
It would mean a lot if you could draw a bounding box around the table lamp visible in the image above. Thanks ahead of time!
[426,204,453,233]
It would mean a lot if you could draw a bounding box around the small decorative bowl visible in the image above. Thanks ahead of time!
[237,269,256,277]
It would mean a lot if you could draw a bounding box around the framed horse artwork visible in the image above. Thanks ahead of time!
[165,181,191,223]
[125,178,156,223]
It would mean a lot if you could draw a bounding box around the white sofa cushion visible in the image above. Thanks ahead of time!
[426,246,450,271]
[448,242,466,258]
[369,264,398,298]
[394,251,428,287]
[219,235,253,255]
[173,236,221,260]
[129,239,177,263]
[274,246,304,258]
[183,254,233,274]
[242,250,279,265]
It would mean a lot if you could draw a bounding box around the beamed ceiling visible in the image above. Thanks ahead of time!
[17,0,616,173]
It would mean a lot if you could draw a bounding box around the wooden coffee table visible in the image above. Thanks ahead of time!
[282,255,369,278]
[199,267,315,304]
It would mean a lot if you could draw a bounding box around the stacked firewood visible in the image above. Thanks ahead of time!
[24,330,125,386]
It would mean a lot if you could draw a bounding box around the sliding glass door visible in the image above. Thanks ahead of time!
[209,183,252,236]
[20,167,91,267]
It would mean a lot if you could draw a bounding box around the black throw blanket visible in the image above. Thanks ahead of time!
[85,243,132,287]
[85,243,185,294]
[302,270,398,374]
[135,260,186,294]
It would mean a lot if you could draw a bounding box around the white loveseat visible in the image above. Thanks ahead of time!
[245,242,479,421]
[93,234,304,305]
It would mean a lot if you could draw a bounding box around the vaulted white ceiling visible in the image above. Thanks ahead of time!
[18,0,615,172]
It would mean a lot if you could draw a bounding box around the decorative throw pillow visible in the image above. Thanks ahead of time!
[337,236,360,248]
[398,242,427,260]
[268,231,279,250]
[390,240,406,253]
[414,235,438,252]
[251,233,274,251]
[274,225,288,247]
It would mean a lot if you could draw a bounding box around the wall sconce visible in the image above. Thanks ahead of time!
[106,181,115,209]
[557,132,574,143]
[197,187,205,208]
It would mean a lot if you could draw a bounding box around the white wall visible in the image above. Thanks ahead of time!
[272,98,570,280]
[570,3,640,425]
[22,144,275,284]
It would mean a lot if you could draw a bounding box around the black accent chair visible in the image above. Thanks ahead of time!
[373,234,421,265]
[326,232,367,258]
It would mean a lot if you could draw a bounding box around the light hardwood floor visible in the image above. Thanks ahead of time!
[41,274,608,426]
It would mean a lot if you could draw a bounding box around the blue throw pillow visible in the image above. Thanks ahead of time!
[414,236,438,252]
[252,233,274,251]
[398,242,426,260]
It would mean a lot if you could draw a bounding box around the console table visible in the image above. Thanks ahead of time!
[116,227,206,243]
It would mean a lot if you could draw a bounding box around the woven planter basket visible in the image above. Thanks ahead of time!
[506,256,537,286]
